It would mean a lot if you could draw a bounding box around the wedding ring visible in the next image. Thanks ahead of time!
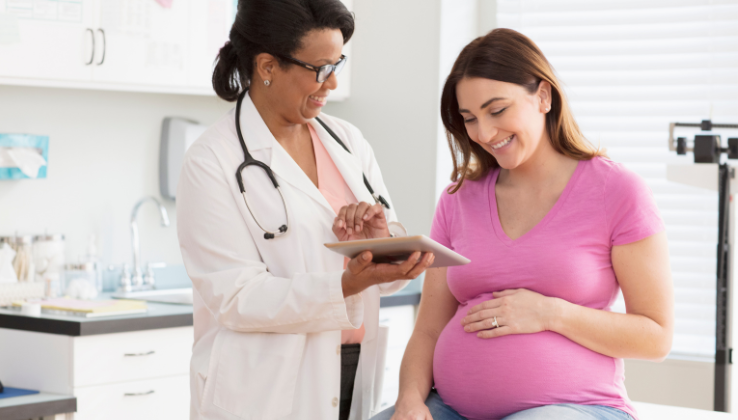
[491,316,499,329]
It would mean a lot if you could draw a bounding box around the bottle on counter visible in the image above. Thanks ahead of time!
[13,236,35,283]
[80,234,103,293]
[63,262,98,300]
[33,233,66,297]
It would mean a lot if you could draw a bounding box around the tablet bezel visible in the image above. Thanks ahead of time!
[324,235,470,268]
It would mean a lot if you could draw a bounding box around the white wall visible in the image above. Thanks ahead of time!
[323,0,443,236]
[0,85,232,267]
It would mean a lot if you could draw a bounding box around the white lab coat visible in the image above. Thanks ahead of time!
[177,93,409,420]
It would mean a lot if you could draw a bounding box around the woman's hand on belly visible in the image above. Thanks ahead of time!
[461,288,559,338]
[333,202,390,240]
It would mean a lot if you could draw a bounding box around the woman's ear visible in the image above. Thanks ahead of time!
[538,80,552,112]
[254,53,277,85]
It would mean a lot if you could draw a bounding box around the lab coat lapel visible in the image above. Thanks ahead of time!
[310,119,375,205]
[269,142,334,214]
[240,93,333,214]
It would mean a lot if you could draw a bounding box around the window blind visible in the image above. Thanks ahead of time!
[496,0,738,358]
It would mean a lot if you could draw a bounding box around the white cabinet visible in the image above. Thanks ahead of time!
[378,305,416,411]
[187,0,230,90]
[91,0,191,87]
[0,326,193,420]
[0,0,95,81]
[74,374,190,420]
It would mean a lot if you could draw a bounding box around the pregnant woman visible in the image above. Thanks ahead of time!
[373,28,673,420]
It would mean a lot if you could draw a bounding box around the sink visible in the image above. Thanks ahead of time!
[111,288,193,305]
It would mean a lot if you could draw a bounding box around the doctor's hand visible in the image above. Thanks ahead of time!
[460,288,559,338]
[342,251,434,298]
[333,202,389,241]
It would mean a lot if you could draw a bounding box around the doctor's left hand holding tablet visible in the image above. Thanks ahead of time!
[176,1,432,420]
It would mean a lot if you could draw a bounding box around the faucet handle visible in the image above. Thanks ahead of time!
[143,262,165,288]
[119,264,132,293]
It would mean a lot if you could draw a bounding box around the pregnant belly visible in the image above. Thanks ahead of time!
[433,295,627,420]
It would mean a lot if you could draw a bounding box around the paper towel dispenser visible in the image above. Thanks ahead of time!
[159,117,207,200]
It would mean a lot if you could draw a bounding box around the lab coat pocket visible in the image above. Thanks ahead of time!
[211,330,306,419]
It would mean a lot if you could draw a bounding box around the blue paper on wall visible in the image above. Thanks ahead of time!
[0,133,49,180]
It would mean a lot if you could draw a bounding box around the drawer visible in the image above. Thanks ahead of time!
[73,326,193,387]
[74,374,189,420]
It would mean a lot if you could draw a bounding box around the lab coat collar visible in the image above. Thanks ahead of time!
[238,91,276,152]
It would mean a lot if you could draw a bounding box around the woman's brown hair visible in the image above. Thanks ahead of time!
[440,28,604,193]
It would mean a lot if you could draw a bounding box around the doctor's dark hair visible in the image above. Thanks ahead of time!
[440,28,604,193]
[212,0,354,101]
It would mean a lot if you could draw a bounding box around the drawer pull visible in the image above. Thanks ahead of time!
[124,390,155,397]
[124,350,155,357]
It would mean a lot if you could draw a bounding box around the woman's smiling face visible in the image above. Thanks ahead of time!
[456,77,551,170]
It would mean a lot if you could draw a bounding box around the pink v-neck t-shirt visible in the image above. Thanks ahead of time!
[430,157,664,420]
[309,124,365,344]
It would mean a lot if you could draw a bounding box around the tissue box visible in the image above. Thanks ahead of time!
[0,133,49,180]
[0,282,45,307]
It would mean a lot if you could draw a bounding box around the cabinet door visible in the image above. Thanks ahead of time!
[0,0,94,81]
[73,326,193,387]
[187,0,233,90]
[91,0,189,87]
[74,374,190,420]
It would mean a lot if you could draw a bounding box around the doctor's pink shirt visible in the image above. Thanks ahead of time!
[430,157,664,420]
[310,124,365,344]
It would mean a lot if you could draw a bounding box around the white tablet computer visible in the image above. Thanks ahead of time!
[324,235,470,268]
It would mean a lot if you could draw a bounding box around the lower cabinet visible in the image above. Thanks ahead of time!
[378,305,417,411]
[74,374,189,420]
[0,326,193,420]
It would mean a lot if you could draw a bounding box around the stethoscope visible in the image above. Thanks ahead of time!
[234,89,390,240]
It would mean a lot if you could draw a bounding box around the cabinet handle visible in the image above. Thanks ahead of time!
[85,28,95,65]
[124,390,155,397]
[97,28,106,65]
[124,350,155,357]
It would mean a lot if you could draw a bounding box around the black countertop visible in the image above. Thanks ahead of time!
[0,289,421,337]
[0,301,193,336]
[0,392,76,420]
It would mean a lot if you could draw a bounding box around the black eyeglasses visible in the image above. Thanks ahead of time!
[276,54,347,83]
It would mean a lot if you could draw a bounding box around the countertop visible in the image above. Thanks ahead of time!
[0,286,421,337]
[0,392,76,420]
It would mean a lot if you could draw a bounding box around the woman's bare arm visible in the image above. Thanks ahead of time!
[392,267,458,419]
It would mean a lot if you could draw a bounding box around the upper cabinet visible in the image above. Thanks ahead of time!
[0,0,95,82]
[91,0,191,88]
[0,0,351,100]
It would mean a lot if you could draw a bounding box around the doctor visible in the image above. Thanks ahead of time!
[177,1,434,419]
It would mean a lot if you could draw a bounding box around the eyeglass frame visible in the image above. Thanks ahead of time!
[274,54,347,83]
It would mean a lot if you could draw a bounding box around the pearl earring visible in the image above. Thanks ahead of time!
[264,80,271,86]
[545,107,550,112]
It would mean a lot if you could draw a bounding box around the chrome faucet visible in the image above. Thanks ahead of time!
[129,196,170,290]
